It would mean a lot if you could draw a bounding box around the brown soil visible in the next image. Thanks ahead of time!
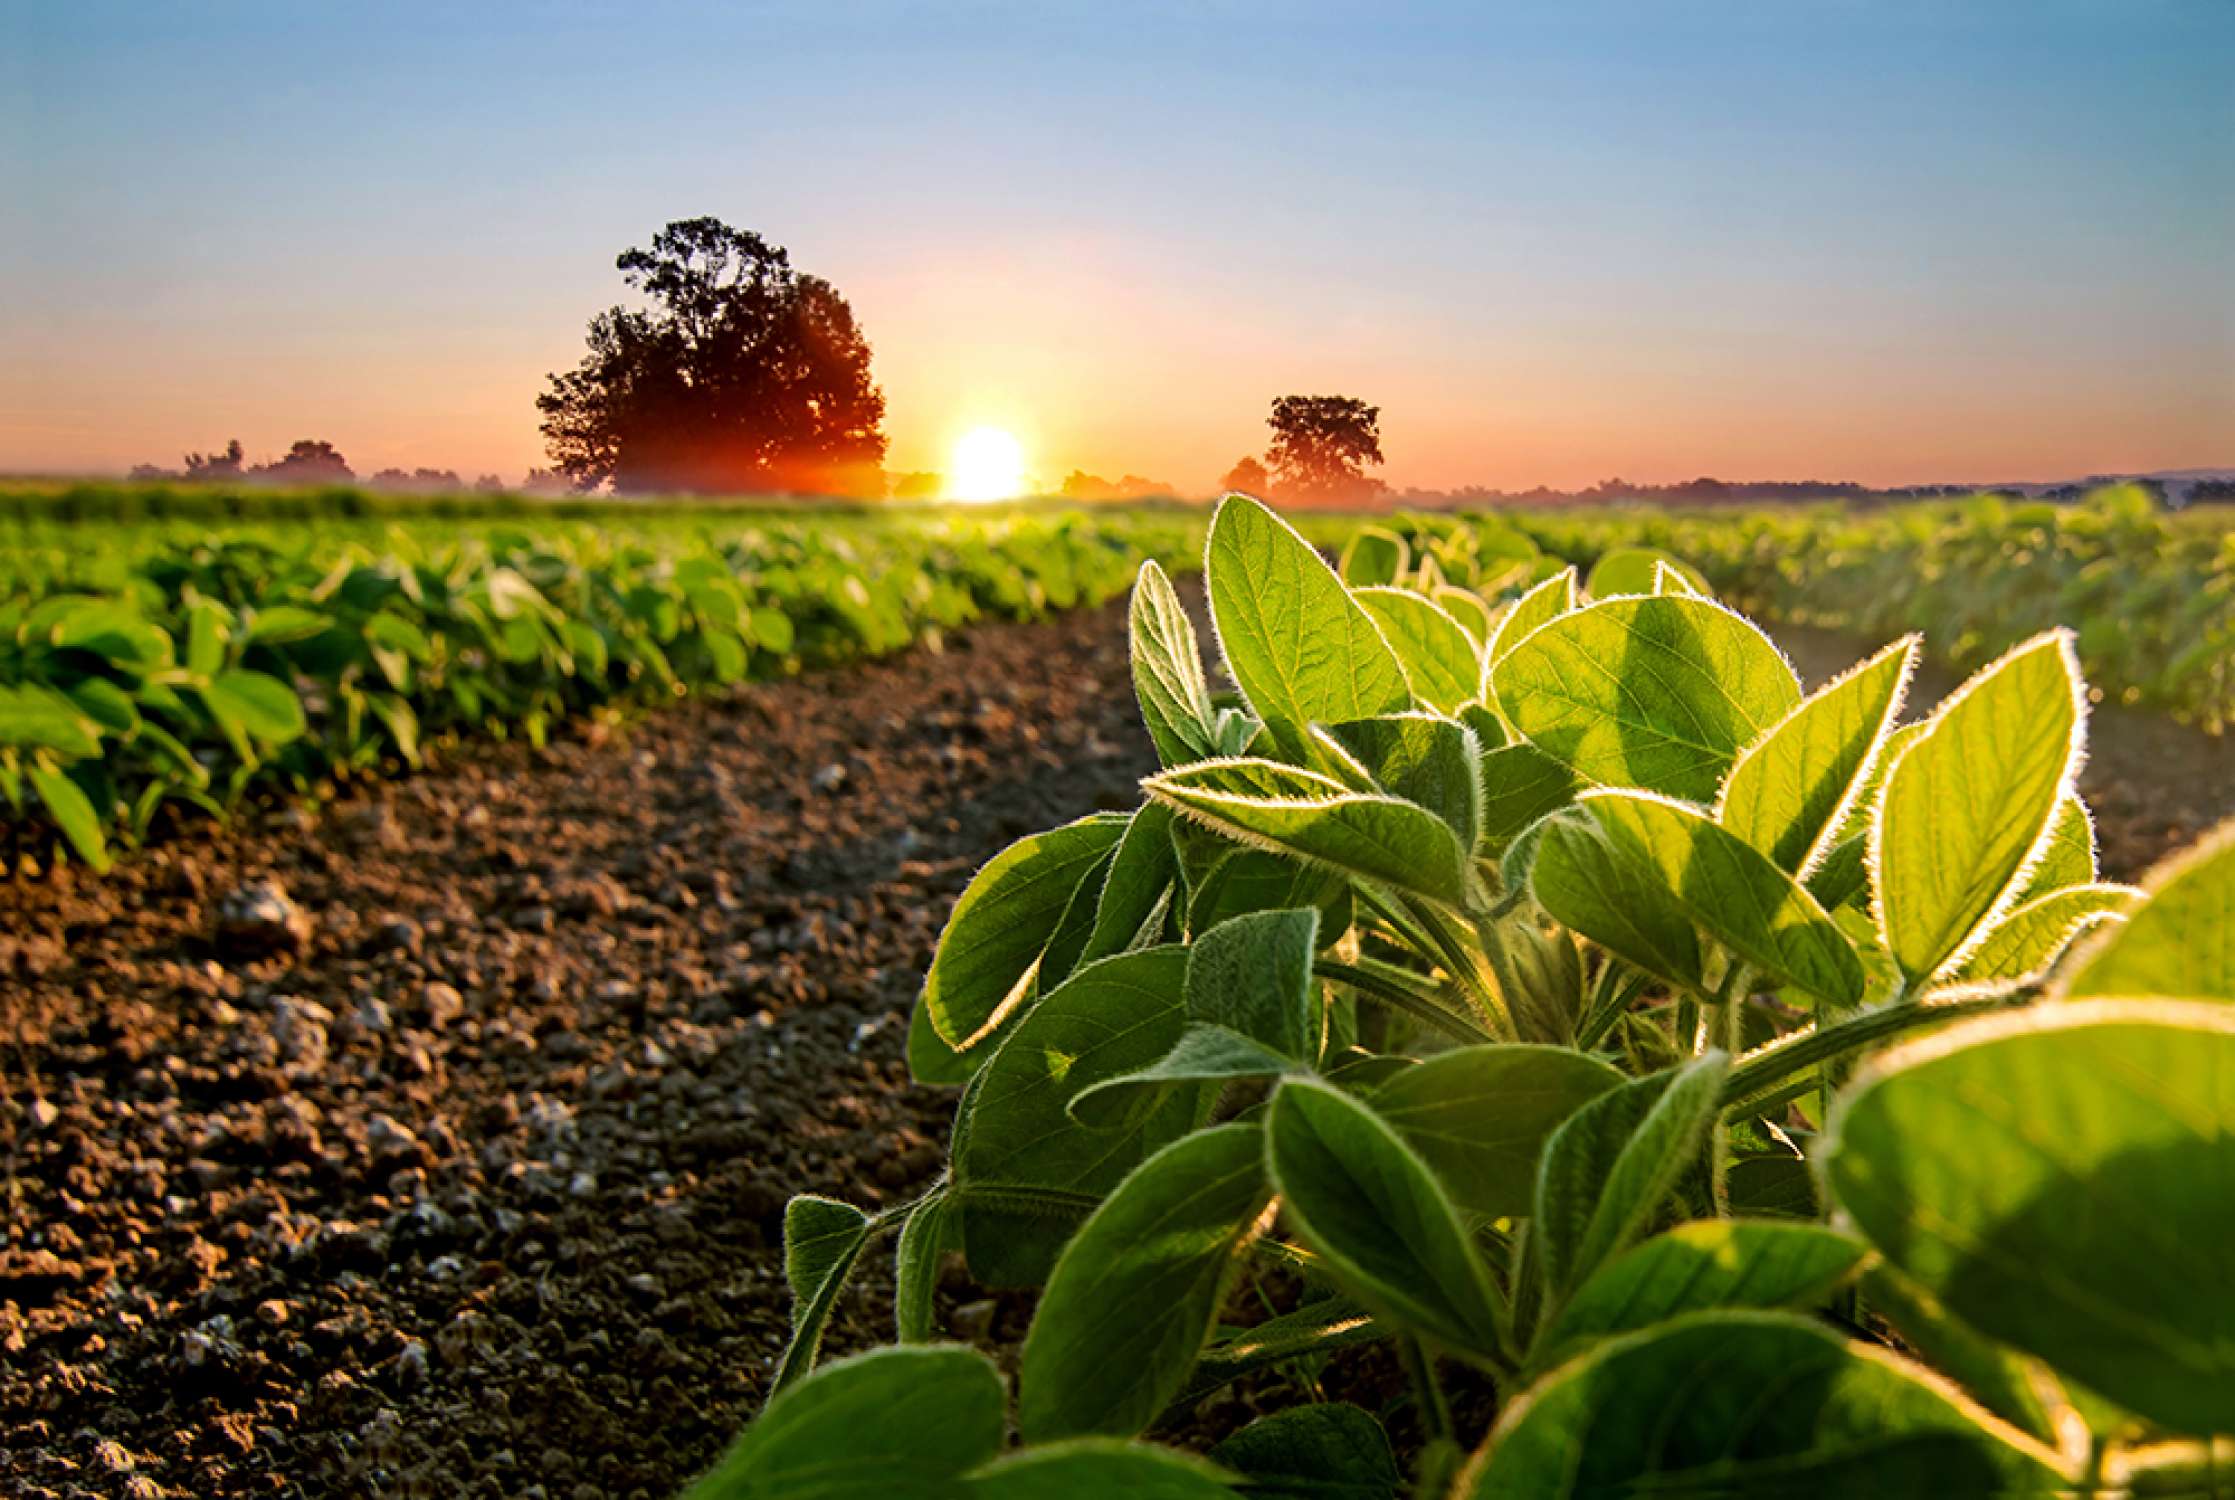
[5,604,2230,1498]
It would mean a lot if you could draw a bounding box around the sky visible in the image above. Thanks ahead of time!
[3,0,2230,493]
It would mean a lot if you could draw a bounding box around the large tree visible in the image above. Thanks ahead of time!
[538,217,887,495]
[1265,394,1383,505]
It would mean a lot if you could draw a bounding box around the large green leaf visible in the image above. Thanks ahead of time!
[1209,1405,1400,1500]
[1582,546,1707,600]
[1130,560,1219,767]
[1205,496,1409,756]
[1527,812,1704,993]
[893,1189,956,1344]
[917,815,1130,1057]
[1823,1000,2235,1437]
[772,1196,873,1395]
[963,1440,1239,1498]
[1534,1054,1728,1299]
[1019,1124,1273,1441]
[1871,632,2082,989]
[1717,636,1914,876]
[1265,1078,1507,1360]
[955,948,1202,1285]
[1455,1313,2068,1498]
[203,668,308,743]
[1070,1023,1298,1128]
[1531,1219,1866,1371]
[1490,595,1799,803]
[1352,588,1481,715]
[0,684,104,758]
[1577,791,1865,1005]
[684,1345,1005,1499]
[2015,794,2097,902]
[1369,1045,1624,1219]
[1186,849,1352,943]
[1185,906,1320,1057]
[2061,817,2235,1001]
[1146,759,1474,910]
[1313,714,1483,853]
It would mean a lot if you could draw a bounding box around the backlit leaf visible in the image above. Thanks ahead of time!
[1369,1045,1624,1219]
[2061,816,2235,1000]
[1353,587,1481,715]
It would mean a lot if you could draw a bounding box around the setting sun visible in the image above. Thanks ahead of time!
[948,426,1027,502]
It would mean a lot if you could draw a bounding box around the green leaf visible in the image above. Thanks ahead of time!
[1717,636,1914,876]
[1313,714,1483,854]
[204,669,307,744]
[1037,843,1119,993]
[684,1345,1005,1499]
[1532,1219,1867,1370]
[1477,744,1580,853]
[1481,567,1576,683]
[52,601,171,672]
[1860,1262,2065,1447]
[1455,1312,2068,1498]
[1206,496,1409,757]
[244,604,332,645]
[1019,1124,1273,1442]
[1491,595,1800,803]
[1871,632,2083,989]
[1534,1054,1728,1299]
[964,1439,1239,1498]
[1081,802,1181,965]
[0,684,103,758]
[955,949,1202,1286]
[1823,999,2235,1436]
[750,605,796,654]
[1576,791,1865,1005]
[1352,588,1481,715]
[65,678,140,737]
[2061,816,2235,1001]
[772,1196,873,1395]
[917,814,1130,1056]
[1146,759,1474,910]
[29,766,110,872]
[1338,526,1409,588]
[1369,1045,1624,1219]
[1130,559,1219,767]
[1582,546,1708,600]
[1209,1405,1400,1500]
[1070,1023,1298,1128]
[1265,1078,1507,1360]
[1946,883,2138,989]
[1185,906,1321,1057]
[1527,812,1704,993]
[1186,848,1352,942]
[185,600,229,677]
[2015,794,2096,901]
[1434,586,1497,648]
[894,1189,955,1344]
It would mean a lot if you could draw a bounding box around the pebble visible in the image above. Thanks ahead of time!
[950,1299,999,1342]
[215,880,311,956]
[421,981,465,1027]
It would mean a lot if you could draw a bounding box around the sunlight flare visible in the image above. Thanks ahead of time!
[948,427,1027,502]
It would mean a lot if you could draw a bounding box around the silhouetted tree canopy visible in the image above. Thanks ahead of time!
[255,440,353,483]
[1266,395,1383,505]
[538,217,887,495]
[185,440,246,481]
[1220,455,1270,497]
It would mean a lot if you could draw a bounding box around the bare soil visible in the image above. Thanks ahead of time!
[4,604,2229,1498]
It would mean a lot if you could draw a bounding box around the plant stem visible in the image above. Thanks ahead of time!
[1718,991,2034,1117]
[1399,1336,1454,1446]
[1314,959,1495,1045]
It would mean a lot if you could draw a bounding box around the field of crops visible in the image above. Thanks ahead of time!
[1,487,1206,873]
[6,483,2233,1497]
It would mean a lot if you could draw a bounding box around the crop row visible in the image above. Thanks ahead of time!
[700,494,2235,1496]
[1405,486,2235,731]
[0,506,1202,873]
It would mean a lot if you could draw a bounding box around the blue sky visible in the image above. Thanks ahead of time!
[3,0,2228,489]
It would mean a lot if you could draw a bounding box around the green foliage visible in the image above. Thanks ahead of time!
[0,497,1203,873]
[699,495,2235,1497]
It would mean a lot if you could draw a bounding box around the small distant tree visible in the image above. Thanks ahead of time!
[1220,455,1270,497]
[473,473,506,493]
[1266,395,1383,505]
[538,217,887,496]
[254,440,353,484]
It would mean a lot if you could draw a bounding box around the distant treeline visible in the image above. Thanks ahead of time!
[1394,474,2235,510]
